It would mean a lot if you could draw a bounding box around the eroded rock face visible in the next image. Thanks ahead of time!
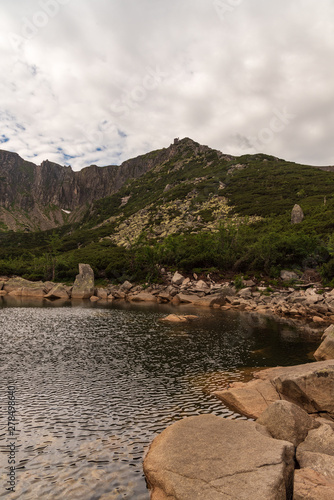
[44,283,69,299]
[3,277,47,297]
[143,415,295,500]
[71,264,95,299]
[257,400,318,446]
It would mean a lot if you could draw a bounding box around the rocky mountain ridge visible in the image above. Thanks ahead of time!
[0,140,197,231]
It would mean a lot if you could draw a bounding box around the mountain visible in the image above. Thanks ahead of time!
[0,143,184,231]
[1,137,334,285]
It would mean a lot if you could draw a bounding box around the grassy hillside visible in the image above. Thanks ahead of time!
[1,138,334,285]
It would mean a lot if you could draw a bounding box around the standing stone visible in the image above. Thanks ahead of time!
[291,204,304,224]
[71,264,95,299]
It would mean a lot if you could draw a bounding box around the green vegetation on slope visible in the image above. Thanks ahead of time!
[1,139,334,285]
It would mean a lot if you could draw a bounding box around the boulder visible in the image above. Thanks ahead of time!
[159,314,199,323]
[143,415,295,500]
[215,361,334,420]
[270,361,334,417]
[96,288,109,299]
[257,400,318,446]
[71,264,95,299]
[194,280,210,292]
[294,468,334,499]
[280,270,299,281]
[314,328,334,361]
[297,423,334,479]
[44,283,69,299]
[119,280,133,292]
[90,296,100,302]
[128,292,157,302]
[214,378,280,419]
[171,271,185,285]
[291,203,304,224]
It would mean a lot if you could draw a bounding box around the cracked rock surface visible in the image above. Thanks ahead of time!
[143,414,295,500]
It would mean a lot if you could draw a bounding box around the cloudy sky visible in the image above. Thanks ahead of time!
[1,0,334,170]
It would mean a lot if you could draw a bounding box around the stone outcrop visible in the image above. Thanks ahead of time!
[215,360,334,420]
[144,414,294,500]
[3,277,49,297]
[257,400,318,446]
[314,324,334,360]
[71,264,95,299]
[294,468,334,499]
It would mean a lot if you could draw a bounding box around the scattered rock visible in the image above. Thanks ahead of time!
[96,288,109,299]
[257,400,318,446]
[171,271,185,285]
[280,270,299,281]
[143,415,294,500]
[90,296,100,302]
[128,292,157,302]
[71,264,95,299]
[119,280,133,292]
[159,314,199,323]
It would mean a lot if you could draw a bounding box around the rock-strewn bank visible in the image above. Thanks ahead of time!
[2,268,334,329]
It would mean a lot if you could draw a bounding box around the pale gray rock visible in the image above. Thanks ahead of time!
[314,328,334,361]
[44,283,69,299]
[291,204,304,224]
[280,270,299,281]
[171,271,185,285]
[71,263,95,299]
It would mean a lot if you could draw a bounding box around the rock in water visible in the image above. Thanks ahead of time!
[291,204,304,224]
[71,264,95,299]
[143,414,295,500]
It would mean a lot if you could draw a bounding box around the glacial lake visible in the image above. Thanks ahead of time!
[0,298,319,499]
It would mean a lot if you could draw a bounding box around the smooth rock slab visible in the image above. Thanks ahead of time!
[143,414,295,500]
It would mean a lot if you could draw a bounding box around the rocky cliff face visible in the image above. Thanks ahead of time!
[0,141,190,231]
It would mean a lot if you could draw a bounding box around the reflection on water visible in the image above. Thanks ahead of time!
[0,298,318,499]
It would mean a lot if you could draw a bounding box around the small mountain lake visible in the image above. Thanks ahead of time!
[0,298,319,499]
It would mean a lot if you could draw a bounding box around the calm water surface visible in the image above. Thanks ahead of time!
[0,298,319,499]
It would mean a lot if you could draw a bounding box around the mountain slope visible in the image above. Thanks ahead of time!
[0,145,180,231]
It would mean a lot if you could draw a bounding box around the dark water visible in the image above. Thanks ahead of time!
[0,298,319,499]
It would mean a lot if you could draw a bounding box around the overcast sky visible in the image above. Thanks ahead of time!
[1,0,334,170]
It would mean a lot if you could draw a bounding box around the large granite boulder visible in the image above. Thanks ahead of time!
[296,423,334,479]
[257,400,318,446]
[294,468,334,499]
[214,360,334,420]
[314,325,334,361]
[71,264,95,299]
[143,414,295,500]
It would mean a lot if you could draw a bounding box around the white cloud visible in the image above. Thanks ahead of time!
[0,0,334,170]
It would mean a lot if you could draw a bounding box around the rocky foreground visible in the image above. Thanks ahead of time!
[144,329,334,500]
